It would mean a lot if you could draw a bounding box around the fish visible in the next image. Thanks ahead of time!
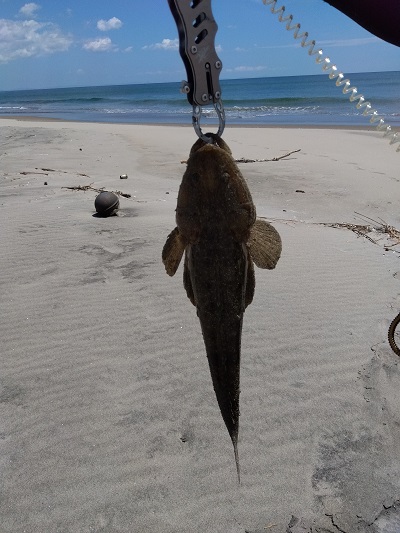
[162,134,282,482]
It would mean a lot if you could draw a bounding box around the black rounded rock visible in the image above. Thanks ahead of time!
[94,191,119,217]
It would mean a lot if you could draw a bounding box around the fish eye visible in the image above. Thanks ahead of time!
[191,172,201,182]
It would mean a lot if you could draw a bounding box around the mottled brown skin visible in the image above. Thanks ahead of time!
[162,134,282,481]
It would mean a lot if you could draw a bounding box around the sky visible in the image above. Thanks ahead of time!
[0,0,399,91]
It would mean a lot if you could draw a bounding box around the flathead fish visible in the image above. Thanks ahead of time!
[162,134,281,481]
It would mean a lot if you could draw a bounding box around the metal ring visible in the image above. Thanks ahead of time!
[192,101,225,143]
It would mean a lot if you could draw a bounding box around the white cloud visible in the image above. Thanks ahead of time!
[144,68,185,78]
[19,3,40,18]
[254,36,379,51]
[83,37,117,52]
[97,17,122,31]
[254,43,296,50]
[226,65,267,73]
[238,65,266,72]
[0,18,72,63]
[318,37,379,47]
[143,38,219,53]
[142,38,179,51]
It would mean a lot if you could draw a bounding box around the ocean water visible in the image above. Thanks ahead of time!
[0,71,399,127]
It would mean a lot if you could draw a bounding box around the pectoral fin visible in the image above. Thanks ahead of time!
[248,219,282,270]
[162,227,186,276]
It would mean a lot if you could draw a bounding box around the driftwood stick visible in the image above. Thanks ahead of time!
[36,168,68,173]
[62,183,95,192]
[235,149,301,163]
[62,183,132,198]
[180,148,300,164]
[20,171,49,176]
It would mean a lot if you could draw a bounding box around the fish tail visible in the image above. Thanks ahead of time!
[232,437,241,484]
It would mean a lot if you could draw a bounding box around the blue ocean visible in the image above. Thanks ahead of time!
[0,71,399,128]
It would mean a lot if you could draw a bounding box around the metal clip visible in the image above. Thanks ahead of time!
[168,0,225,142]
[193,102,225,143]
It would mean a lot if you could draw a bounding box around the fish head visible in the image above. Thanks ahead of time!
[177,135,256,241]
[188,133,233,158]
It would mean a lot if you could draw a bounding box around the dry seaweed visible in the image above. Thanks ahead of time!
[354,212,400,247]
[321,221,377,244]
[62,183,132,198]
[262,212,400,253]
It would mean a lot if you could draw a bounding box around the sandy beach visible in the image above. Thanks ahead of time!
[2,117,400,533]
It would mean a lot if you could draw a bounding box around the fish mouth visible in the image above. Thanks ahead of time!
[189,133,233,157]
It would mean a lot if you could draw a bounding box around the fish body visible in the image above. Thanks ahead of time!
[187,227,248,479]
[162,134,281,480]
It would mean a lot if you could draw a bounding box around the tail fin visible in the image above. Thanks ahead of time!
[232,436,241,484]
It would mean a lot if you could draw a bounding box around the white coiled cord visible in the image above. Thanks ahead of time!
[262,0,400,152]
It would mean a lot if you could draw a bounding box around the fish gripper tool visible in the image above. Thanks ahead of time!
[167,0,225,142]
